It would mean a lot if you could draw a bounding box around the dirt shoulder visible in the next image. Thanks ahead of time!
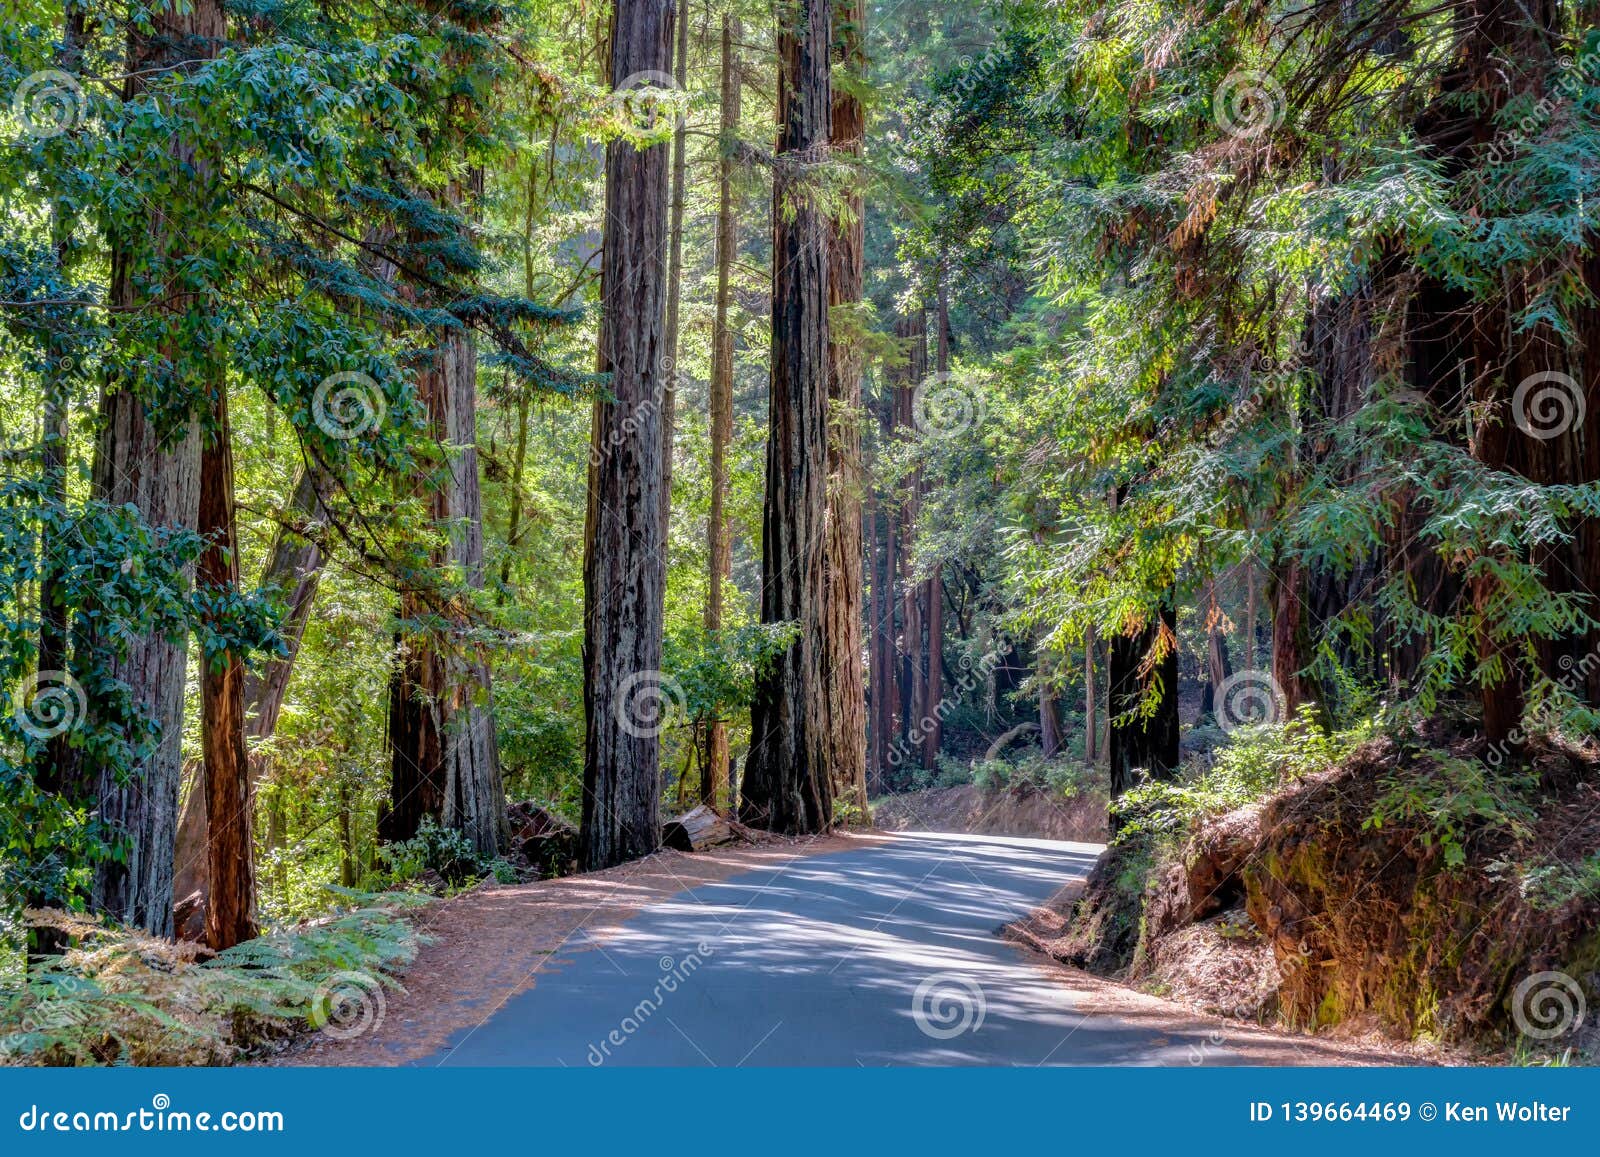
[1006,880,1466,1066]
[271,832,880,1067]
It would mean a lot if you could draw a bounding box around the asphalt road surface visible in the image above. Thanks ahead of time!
[421,831,1246,1066]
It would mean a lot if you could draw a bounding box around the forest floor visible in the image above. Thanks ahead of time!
[271,830,1422,1067]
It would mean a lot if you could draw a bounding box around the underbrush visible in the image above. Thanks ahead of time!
[915,748,1101,799]
[0,889,426,1066]
[377,818,517,889]
[1115,713,1364,842]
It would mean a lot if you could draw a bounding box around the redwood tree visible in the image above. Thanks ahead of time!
[742,0,834,833]
[823,0,868,816]
[702,11,742,807]
[197,385,257,950]
[87,0,223,936]
[174,467,326,918]
[581,0,676,867]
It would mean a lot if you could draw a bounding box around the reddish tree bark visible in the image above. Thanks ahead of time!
[702,11,741,808]
[742,0,834,833]
[88,0,223,936]
[173,468,326,923]
[582,0,675,866]
[823,0,868,815]
[197,386,258,950]
[385,314,506,856]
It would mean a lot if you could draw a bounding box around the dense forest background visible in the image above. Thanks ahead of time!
[2,0,1599,1059]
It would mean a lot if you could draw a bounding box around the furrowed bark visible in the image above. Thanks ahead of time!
[197,385,258,950]
[385,310,506,857]
[823,0,868,816]
[742,0,834,834]
[660,1,690,542]
[702,11,741,808]
[582,0,675,867]
[88,0,224,937]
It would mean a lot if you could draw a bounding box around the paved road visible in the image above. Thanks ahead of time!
[421,832,1241,1066]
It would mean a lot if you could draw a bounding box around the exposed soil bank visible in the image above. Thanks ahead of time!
[872,783,1107,843]
[1014,733,1600,1057]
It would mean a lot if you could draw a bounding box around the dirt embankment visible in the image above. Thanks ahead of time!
[872,783,1106,843]
[1014,734,1600,1055]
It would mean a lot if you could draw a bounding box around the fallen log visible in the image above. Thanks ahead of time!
[661,804,736,852]
[983,721,1039,761]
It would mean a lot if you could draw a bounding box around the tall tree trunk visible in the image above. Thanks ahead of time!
[868,366,902,792]
[197,386,257,951]
[35,7,83,803]
[582,0,675,867]
[385,165,505,857]
[822,0,867,816]
[918,279,951,769]
[893,312,926,760]
[1199,579,1234,719]
[1269,557,1314,720]
[1083,625,1098,764]
[87,0,223,936]
[1243,556,1258,672]
[921,574,943,768]
[741,0,833,834]
[386,312,506,855]
[702,11,740,808]
[1039,652,1062,758]
[173,468,326,918]
[436,311,505,855]
[1108,602,1179,804]
[660,0,690,541]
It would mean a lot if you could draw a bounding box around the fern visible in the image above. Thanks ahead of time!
[0,890,426,1066]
